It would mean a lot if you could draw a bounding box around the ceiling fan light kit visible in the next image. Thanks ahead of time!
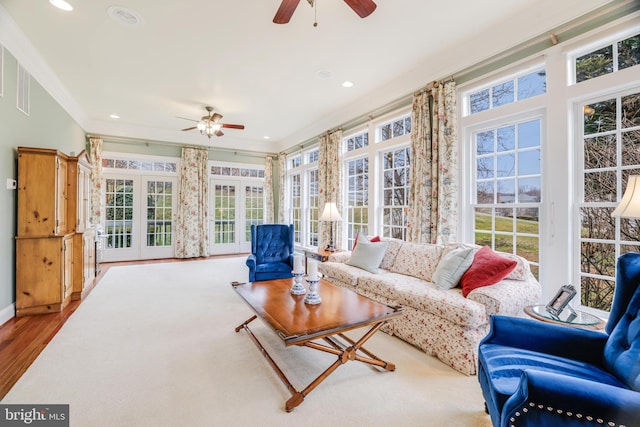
[180,106,245,140]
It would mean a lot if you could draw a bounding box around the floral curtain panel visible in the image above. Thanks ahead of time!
[175,147,209,258]
[264,156,274,223]
[278,154,286,224]
[407,81,458,244]
[88,136,103,226]
[318,129,343,250]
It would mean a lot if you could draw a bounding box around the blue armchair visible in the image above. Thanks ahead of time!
[246,224,295,282]
[478,252,640,427]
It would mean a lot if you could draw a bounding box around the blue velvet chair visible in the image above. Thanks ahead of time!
[246,224,294,282]
[478,252,640,427]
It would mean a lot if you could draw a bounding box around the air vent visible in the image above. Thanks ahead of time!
[17,63,29,115]
[107,6,144,27]
[0,45,4,98]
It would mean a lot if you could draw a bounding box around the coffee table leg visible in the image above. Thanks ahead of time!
[234,315,257,332]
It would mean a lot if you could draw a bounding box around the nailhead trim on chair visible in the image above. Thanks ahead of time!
[508,402,627,427]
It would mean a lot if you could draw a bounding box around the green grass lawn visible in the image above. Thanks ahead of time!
[475,213,539,264]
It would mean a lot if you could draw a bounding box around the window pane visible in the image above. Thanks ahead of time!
[517,70,546,100]
[492,81,514,107]
[477,131,494,155]
[518,177,541,202]
[580,207,615,239]
[618,34,640,71]
[518,120,540,149]
[584,98,617,134]
[497,180,515,203]
[621,92,640,128]
[497,126,515,151]
[518,150,540,175]
[497,153,515,177]
[584,135,616,169]
[470,89,490,114]
[476,182,494,204]
[576,45,613,83]
[583,171,616,202]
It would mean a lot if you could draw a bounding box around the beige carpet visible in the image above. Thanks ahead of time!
[3,257,492,427]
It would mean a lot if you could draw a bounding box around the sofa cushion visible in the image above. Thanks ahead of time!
[433,246,475,289]
[389,241,444,281]
[460,246,517,297]
[346,239,389,273]
[358,273,488,328]
[379,238,404,270]
[319,261,383,289]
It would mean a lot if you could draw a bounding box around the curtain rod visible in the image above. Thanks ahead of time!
[86,134,276,159]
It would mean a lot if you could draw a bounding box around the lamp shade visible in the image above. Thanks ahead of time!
[612,175,640,218]
[319,202,343,222]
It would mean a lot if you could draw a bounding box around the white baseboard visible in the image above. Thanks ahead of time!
[0,302,16,326]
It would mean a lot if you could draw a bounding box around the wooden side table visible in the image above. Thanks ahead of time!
[524,304,605,330]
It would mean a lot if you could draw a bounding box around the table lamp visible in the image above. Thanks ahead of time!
[612,176,640,219]
[320,202,342,252]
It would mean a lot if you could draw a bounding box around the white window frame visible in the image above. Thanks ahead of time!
[459,58,547,279]
[284,147,319,249]
[341,107,412,249]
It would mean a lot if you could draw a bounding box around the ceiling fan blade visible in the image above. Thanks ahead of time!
[215,130,224,137]
[176,116,198,122]
[181,126,197,131]
[211,113,223,122]
[344,0,377,18]
[221,123,245,130]
[273,0,300,24]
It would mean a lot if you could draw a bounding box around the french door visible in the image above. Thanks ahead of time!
[102,174,177,262]
[209,179,265,255]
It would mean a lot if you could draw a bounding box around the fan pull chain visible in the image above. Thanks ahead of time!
[313,0,318,27]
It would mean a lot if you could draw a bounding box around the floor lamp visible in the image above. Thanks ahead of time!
[320,202,342,252]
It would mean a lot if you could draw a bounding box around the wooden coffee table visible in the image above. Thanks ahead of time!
[232,277,403,412]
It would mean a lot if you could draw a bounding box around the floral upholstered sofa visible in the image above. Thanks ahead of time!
[319,238,541,375]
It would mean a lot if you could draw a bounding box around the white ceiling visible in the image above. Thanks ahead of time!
[0,0,613,153]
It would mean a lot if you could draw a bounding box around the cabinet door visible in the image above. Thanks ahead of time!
[63,236,73,300]
[16,237,64,313]
[17,152,57,236]
[57,157,68,235]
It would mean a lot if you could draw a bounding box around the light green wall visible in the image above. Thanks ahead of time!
[0,49,87,311]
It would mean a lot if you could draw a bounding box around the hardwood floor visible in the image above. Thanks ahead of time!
[0,254,245,400]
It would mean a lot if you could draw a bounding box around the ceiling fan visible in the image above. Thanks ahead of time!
[179,106,245,139]
[273,0,377,24]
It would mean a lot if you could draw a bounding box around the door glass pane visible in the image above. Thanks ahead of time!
[146,180,173,247]
[105,179,134,249]
[244,185,264,243]
[214,184,236,244]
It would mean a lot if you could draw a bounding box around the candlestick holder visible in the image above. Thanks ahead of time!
[290,272,306,295]
[304,278,321,304]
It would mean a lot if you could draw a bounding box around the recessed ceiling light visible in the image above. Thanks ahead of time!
[107,6,144,27]
[342,81,354,88]
[263,136,271,139]
[109,114,120,119]
[50,0,73,11]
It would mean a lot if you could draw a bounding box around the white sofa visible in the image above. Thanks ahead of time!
[319,239,541,375]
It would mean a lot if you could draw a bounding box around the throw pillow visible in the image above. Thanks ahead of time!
[346,239,389,274]
[353,233,381,250]
[459,246,517,297]
[432,247,476,290]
